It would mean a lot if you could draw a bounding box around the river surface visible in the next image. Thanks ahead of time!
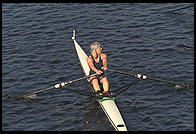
[2,3,194,131]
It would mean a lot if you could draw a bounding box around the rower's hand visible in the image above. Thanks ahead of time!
[96,70,103,75]
[101,66,107,71]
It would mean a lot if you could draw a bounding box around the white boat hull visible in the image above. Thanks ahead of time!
[99,97,127,131]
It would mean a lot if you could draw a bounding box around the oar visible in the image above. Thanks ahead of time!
[17,74,97,100]
[165,4,193,14]
[108,69,194,89]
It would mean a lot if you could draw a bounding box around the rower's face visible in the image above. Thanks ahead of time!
[96,47,102,54]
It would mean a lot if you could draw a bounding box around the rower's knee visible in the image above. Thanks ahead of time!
[100,76,108,83]
[91,77,98,85]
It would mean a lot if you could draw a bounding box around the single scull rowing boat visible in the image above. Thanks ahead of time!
[72,30,127,131]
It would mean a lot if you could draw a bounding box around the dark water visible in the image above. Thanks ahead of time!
[2,3,194,131]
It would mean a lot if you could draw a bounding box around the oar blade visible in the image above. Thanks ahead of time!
[175,83,194,90]
[18,93,38,100]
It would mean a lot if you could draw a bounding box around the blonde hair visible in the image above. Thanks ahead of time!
[90,42,100,52]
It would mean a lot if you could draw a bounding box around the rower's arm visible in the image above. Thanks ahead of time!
[101,53,107,68]
[87,57,98,72]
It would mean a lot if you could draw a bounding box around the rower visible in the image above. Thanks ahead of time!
[87,42,113,97]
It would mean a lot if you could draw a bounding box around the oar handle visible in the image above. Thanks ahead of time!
[108,69,135,76]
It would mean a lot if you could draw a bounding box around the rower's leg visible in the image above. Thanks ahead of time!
[100,76,109,92]
[90,76,100,92]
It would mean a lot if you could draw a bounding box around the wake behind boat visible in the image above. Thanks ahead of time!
[72,30,127,131]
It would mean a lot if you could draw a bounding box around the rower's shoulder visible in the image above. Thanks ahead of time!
[87,55,93,62]
[100,53,107,58]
